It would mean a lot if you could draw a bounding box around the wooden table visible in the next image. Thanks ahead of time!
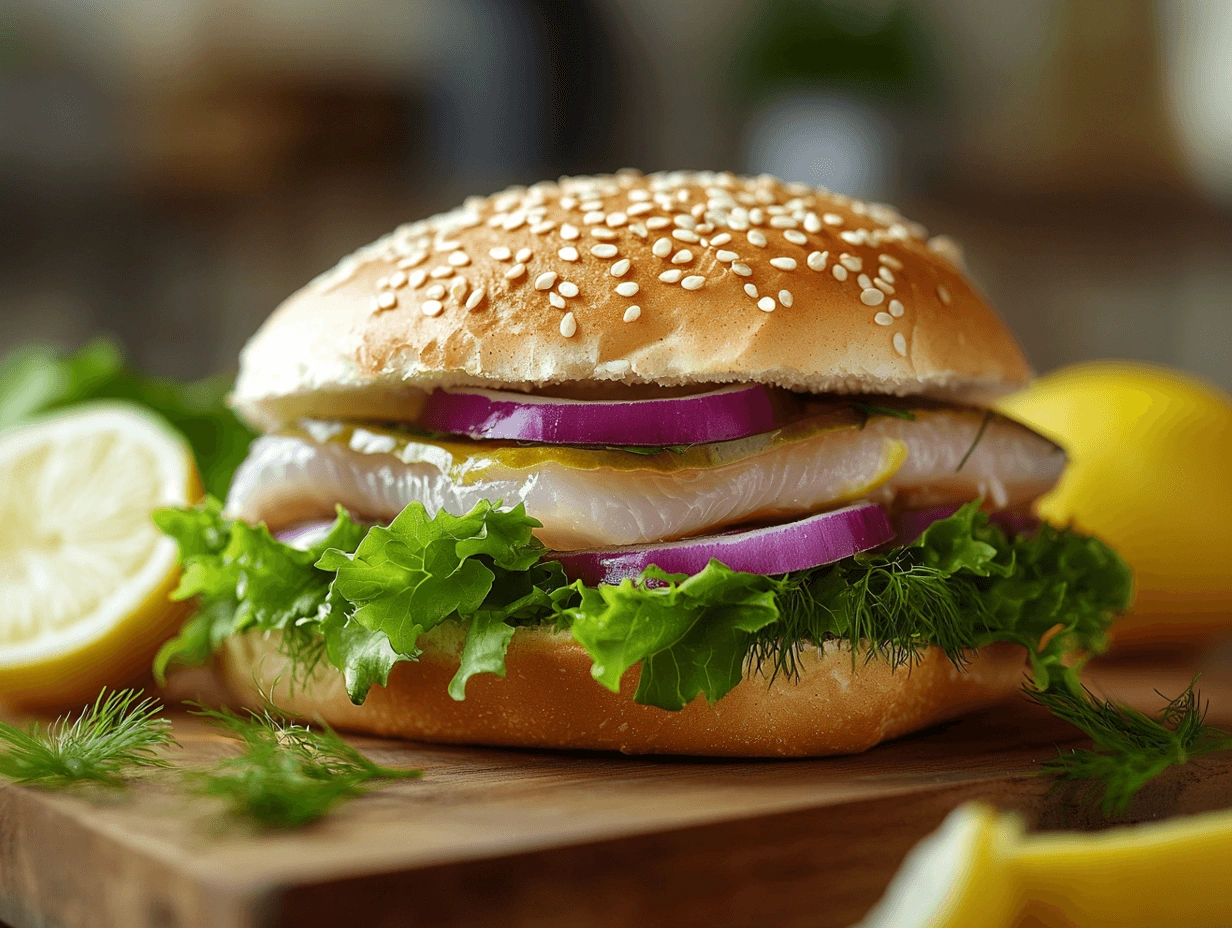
[3,658,1232,928]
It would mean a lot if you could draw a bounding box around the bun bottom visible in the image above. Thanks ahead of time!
[221,629,1026,758]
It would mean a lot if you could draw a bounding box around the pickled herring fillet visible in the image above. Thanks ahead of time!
[226,408,1064,551]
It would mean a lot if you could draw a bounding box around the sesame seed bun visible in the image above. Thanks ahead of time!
[232,170,1032,430]
[221,629,1026,757]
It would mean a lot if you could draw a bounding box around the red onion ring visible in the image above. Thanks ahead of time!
[418,384,776,446]
[274,520,339,550]
[552,502,894,585]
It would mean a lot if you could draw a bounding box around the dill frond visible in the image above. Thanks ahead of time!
[0,689,173,788]
[1030,677,1232,815]
[188,703,420,827]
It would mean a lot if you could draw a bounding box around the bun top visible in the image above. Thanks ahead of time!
[233,170,1032,430]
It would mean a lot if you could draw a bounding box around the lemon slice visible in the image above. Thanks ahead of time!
[858,802,1232,928]
[0,403,199,708]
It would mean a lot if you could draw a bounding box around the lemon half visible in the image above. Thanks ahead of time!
[0,403,198,708]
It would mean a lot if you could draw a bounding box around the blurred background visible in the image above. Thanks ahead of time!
[1,0,1230,387]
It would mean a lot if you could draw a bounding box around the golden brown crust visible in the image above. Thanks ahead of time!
[232,171,1032,430]
[221,628,1026,757]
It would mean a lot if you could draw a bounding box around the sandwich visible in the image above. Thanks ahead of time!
[154,169,1134,758]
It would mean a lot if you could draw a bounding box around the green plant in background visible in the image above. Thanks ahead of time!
[0,338,257,498]
[729,0,939,103]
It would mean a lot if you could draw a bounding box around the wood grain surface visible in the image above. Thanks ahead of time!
[2,658,1231,928]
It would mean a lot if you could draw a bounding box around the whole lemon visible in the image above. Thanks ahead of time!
[996,362,1232,645]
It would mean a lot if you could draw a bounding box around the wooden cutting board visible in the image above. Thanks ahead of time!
[3,658,1232,928]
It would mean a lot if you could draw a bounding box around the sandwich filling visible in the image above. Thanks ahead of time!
[155,390,1130,726]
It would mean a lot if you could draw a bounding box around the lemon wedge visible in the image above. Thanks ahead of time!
[858,802,1232,928]
[996,362,1232,644]
[0,403,199,708]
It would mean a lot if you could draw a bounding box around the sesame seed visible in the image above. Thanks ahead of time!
[779,289,793,307]
[770,257,797,270]
[893,333,907,356]
[447,251,470,267]
[749,208,765,225]
[606,212,628,227]
[626,202,653,216]
[560,312,577,337]
[889,299,904,317]
[629,189,651,202]
[732,263,752,277]
[646,216,671,229]
[505,263,526,280]
[769,215,798,229]
[747,229,767,247]
[489,246,512,261]
[873,312,894,326]
[431,266,453,279]
[611,259,631,277]
[549,291,566,309]
[672,229,700,243]
[629,222,648,239]
[398,252,427,268]
[832,265,848,281]
[580,199,602,211]
[616,281,639,297]
[425,284,446,299]
[559,281,579,298]
[783,229,808,245]
[653,237,673,258]
[858,274,872,289]
[389,271,408,288]
[409,269,427,287]
[534,271,558,290]
[531,220,556,234]
[659,269,682,283]
[861,288,885,306]
[710,232,732,246]
[840,230,867,245]
[591,228,618,240]
[716,250,738,263]
[879,254,903,270]
[559,246,580,262]
[804,213,822,233]
[757,296,776,312]
[422,299,443,316]
[728,215,749,231]
[878,266,895,283]
[591,244,618,258]
[503,214,526,231]
[937,284,952,305]
[671,249,693,264]
[435,239,461,252]
[623,305,641,322]
[560,196,577,210]
[681,275,705,290]
[560,224,580,241]
[673,214,697,229]
[874,278,895,294]
[824,213,844,226]
[376,291,397,310]
[840,254,863,272]
[516,247,532,263]
[583,211,605,225]
[807,250,828,271]
[466,288,486,310]
[744,283,759,298]
[449,277,468,300]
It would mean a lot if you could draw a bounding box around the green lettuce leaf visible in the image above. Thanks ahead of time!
[0,338,257,498]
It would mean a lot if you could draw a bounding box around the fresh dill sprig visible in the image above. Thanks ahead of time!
[1030,677,1232,815]
[188,702,420,827]
[955,410,994,472]
[0,689,173,788]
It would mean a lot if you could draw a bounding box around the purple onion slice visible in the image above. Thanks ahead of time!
[418,384,777,446]
[553,502,894,585]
